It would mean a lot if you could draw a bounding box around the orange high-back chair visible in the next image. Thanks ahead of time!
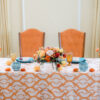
[19,29,45,57]
[58,29,85,57]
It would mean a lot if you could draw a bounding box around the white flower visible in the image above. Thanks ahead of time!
[46,50,54,56]
[59,49,63,53]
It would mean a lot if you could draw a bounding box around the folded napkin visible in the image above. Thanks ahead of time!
[79,58,86,62]
[72,57,86,64]
[16,57,34,63]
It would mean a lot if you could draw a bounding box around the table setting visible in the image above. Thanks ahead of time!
[0,47,100,100]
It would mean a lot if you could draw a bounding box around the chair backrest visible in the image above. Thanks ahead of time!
[19,29,45,57]
[58,29,85,57]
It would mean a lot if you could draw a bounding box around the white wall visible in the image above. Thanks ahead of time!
[24,0,79,47]
[7,0,95,57]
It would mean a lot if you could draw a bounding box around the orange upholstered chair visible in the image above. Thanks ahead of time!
[19,29,45,57]
[58,29,85,57]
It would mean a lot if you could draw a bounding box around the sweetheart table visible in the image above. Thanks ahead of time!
[0,58,100,100]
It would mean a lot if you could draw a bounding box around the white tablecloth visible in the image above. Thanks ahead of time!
[0,58,100,100]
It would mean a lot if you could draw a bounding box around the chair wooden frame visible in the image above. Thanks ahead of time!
[58,32,86,57]
[19,31,45,57]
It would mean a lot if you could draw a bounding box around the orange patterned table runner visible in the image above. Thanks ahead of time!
[0,72,100,100]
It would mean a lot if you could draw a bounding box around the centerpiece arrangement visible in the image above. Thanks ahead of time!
[33,47,67,71]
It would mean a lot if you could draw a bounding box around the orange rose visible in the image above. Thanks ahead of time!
[45,56,51,62]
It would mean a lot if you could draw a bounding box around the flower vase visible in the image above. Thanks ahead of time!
[41,63,56,72]
[52,63,57,71]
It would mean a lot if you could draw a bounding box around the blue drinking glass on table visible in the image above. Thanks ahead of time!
[79,61,88,72]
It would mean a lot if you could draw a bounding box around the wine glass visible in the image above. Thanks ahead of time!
[66,52,73,66]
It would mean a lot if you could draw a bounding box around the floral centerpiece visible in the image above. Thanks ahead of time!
[33,47,67,71]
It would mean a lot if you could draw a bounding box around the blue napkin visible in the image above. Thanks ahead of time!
[79,58,86,62]
[72,57,86,64]
[16,57,34,63]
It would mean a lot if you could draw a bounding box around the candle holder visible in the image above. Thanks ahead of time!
[79,61,88,72]
[11,62,21,71]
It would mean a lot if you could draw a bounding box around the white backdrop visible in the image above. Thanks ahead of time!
[24,0,79,47]
[8,0,95,57]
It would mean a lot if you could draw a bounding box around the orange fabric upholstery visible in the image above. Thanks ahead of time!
[59,29,85,57]
[19,29,45,57]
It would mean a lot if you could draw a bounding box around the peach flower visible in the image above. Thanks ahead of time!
[40,50,45,57]
[33,54,38,60]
